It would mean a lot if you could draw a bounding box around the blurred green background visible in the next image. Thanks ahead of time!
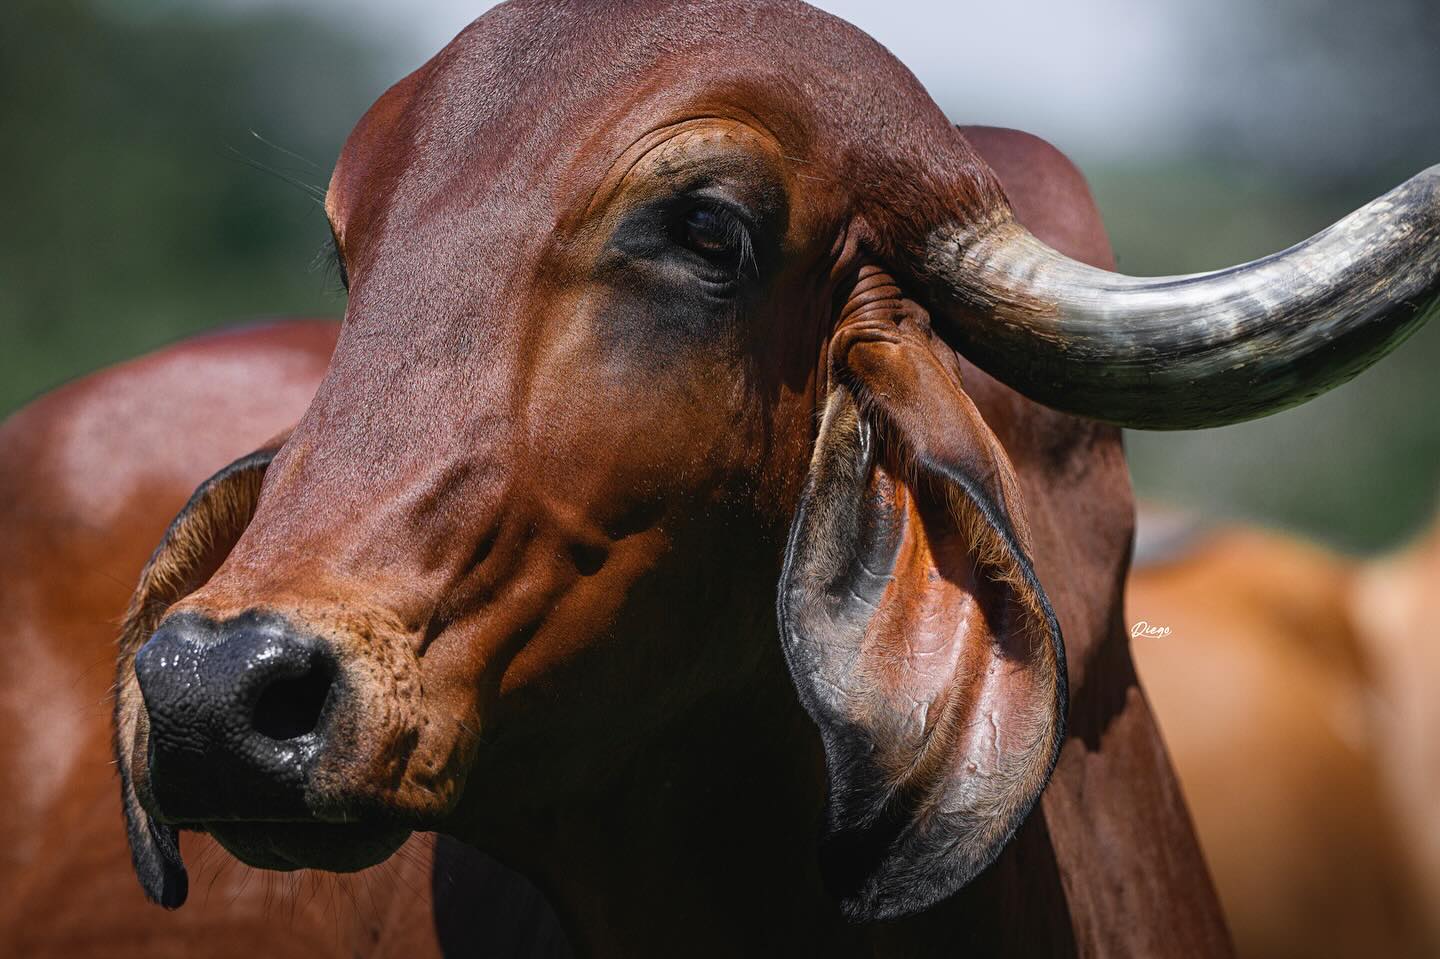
[2,0,1437,551]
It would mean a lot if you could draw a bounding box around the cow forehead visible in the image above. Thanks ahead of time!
[326,0,948,242]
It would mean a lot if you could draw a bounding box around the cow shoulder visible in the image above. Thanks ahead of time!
[0,320,336,918]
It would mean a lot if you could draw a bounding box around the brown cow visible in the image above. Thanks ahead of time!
[0,121,1129,956]
[107,0,1439,952]
[8,1,1438,955]
[1130,512,1440,959]
[2,125,1121,958]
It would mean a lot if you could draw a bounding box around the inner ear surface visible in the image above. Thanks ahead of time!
[780,296,1065,921]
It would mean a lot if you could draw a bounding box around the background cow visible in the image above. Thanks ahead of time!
[1131,509,1440,959]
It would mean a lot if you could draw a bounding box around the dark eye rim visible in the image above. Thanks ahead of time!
[600,188,773,297]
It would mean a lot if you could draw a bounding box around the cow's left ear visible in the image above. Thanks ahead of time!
[112,433,288,909]
[778,267,1066,922]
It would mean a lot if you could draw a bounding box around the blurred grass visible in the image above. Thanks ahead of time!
[0,0,385,412]
[1,0,1435,552]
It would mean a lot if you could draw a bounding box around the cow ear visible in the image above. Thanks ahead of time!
[778,268,1066,922]
[112,434,288,909]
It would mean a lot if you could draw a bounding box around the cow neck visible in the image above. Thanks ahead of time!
[476,647,859,952]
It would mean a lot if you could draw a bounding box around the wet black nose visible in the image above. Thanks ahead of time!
[134,610,337,821]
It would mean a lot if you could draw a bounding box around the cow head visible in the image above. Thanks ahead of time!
[113,0,1439,922]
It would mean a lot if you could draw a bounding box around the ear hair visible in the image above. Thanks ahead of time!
[113,441,283,908]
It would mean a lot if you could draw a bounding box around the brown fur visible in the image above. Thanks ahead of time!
[1132,517,1440,958]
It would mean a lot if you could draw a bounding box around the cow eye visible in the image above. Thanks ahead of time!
[683,208,732,255]
[678,204,752,276]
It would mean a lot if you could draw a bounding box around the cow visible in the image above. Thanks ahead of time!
[5,0,1436,954]
[1130,511,1440,959]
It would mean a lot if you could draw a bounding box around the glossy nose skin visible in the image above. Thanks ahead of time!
[134,610,338,822]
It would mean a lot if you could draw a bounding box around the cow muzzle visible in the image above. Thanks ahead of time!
[135,610,336,819]
[131,608,419,871]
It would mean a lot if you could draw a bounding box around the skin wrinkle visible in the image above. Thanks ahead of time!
[581,113,791,222]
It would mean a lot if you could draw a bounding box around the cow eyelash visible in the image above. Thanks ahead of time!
[315,227,349,293]
[676,201,757,279]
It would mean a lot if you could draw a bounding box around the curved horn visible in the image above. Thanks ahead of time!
[928,166,1440,429]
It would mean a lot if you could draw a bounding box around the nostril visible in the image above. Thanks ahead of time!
[252,659,335,741]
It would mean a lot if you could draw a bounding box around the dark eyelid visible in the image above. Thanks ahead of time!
[686,189,759,235]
